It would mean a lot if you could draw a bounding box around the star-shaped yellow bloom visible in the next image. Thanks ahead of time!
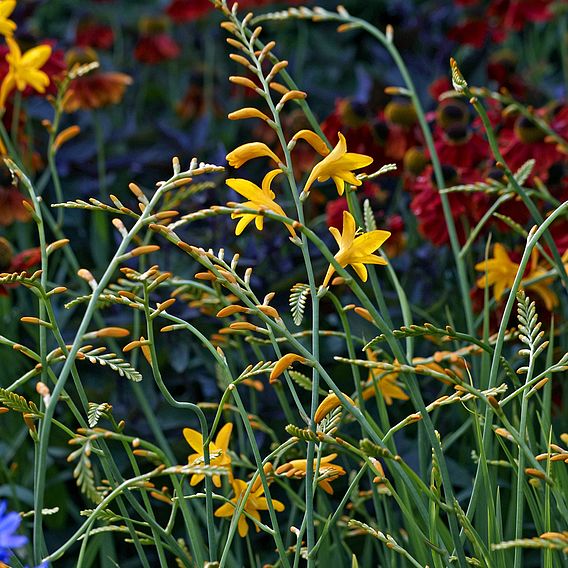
[226,169,296,236]
[303,132,373,195]
[0,38,52,110]
[361,350,409,405]
[475,243,519,302]
[0,1,16,37]
[214,478,285,537]
[323,210,390,287]
[183,423,233,488]
[275,453,346,495]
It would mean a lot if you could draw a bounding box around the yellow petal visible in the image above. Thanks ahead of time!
[291,129,331,156]
[234,214,256,236]
[261,168,283,196]
[237,515,249,537]
[215,423,233,452]
[351,263,368,281]
[183,428,204,454]
[20,44,52,69]
[215,502,236,517]
[0,1,16,18]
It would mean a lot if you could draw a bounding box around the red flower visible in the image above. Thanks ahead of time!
[448,19,492,49]
[0,187,31,226]
[63,49,132,112]
[433,127,489,171]
[500,115,566,182]
[489,0,553,32]
[76,19,114,50]
[135,34,181,64]
[428,77,452,102]
[409,166,489,246]
[167,0,212,21]
[325,197,348,230]
[0,237,41,296]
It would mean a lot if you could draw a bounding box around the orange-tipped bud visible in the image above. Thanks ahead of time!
[195,271,216,281]
[524,468,546,480]
[53,125,81,152]
[46,239,70,255]
[257,305,279,318]
[269,353,306,383]
[93,327,130,338]
[229,53,252,69]
[279,90,307,105]
[129,245,160,257]
[156,298,176,312]
[150,491,172,505]
[354,307,373,322]
[269,81,289,95]
[314,392,355,423]
[229,75,259,91]
[228,108,271,122]
[229,322,258,331]
[267,60,288,81]
[216,305,248,317]
[20,317,51,328]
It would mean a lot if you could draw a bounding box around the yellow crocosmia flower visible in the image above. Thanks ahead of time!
[226,169,296,237]
[183,423,233,488]
[523,250,559,311]
[226,142,280,168]
[323,210,390,287]
[475,243,519,302]
[0,1,16,37]
[303,132,373,195]
[361,350,409,405]
[214,478,285,538]
[0,38,52,110]
[275,453,346,495]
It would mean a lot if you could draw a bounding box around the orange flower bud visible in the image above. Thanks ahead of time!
[270,353,306,383]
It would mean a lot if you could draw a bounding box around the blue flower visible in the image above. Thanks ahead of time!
[0,500,28,563]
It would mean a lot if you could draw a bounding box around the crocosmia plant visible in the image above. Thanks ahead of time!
[0,0,567,567]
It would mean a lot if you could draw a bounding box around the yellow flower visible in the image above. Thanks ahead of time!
[0,38,52,110]
[323,210,390,287]
[226,142,280,168]
[226,169,296,237]
[524,250,558,311]
[183,423,233,488]
[303,132,373,195]
[475,243,519,302]
[214,478,285,537]
[475,244,558,309]
[361,350,409,405]
[275,453,346,494]
[0,1,16,37]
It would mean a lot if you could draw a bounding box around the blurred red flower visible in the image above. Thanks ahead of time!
[0,187,30,226]
[135,34,181,64]
[0,237,40,296]
[75,18,114,50]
